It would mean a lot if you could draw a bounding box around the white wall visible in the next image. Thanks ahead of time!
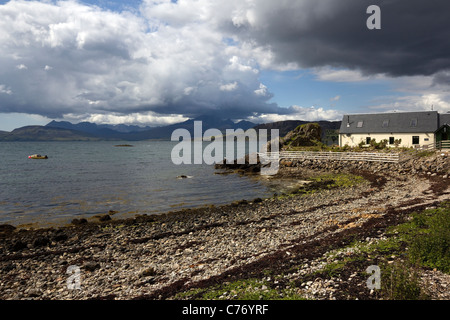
[339,132,435,148]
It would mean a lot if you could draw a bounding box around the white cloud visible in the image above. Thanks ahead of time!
[254,83,270,97]
[330,95,340,102]
[62,111,189,127]
[16,64,27,70]
[289,105,342,121]
[248,106,342,124]
[0,0,275,121]
[1,0,448,126]
[0,85,12,95]
[313,67,384,83]
[220,82,238,92]
[364,75,450,114]
[368,94,450,114]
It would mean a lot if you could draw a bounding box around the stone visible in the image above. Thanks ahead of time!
[99,214,112,222]
[12,240,27,251]
[84,262,101,272]
[71,218,88,225]
[33,236,50,248]
[0,224,16,233]
[53,233,68,242]
[140,267,157,277]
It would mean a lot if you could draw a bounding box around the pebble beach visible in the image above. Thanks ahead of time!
[0,152,449,300]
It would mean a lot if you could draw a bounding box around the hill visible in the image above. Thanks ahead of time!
[46,121,136,139]
[0,116,257,141]
[0,117,340,142]
[254,120,341,145]
[46,115,256,141]
[0,126,102,141]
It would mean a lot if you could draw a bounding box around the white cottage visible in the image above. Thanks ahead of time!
[339,111,450,148]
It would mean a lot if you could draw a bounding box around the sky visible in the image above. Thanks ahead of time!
[0,0,450,131]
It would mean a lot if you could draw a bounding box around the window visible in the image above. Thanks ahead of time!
[412,136,420,145]
[389,137,395,145]
[357,121,364,128]
[366,137,371,145]
[410,118,418,127]
[382,119,389,128]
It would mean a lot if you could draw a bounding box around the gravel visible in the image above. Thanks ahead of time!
[0,156,449,300]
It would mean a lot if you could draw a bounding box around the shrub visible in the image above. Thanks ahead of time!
[381,262,429,300]
[394,139,402,147]
[369,138,388,150]
[408,204,450,273]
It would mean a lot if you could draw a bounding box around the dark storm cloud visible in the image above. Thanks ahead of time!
[227,0,450,77]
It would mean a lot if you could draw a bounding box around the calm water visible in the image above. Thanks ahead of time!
[0,141,274,227]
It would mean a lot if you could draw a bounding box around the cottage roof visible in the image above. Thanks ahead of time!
[339,111,439,134]
[439,113,450,127]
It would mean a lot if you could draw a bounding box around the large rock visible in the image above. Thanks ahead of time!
[281,123,323,149]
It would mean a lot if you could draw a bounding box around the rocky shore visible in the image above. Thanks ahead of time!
[0,151,449,300]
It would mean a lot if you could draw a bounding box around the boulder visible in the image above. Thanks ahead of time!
[281,123,323,149]
[0,224,16,233]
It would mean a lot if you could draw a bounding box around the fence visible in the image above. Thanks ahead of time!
[418,140,450,151]
[436,140,450,150]
[258,151,400,163]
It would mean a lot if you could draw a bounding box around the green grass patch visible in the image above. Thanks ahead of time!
[317,261,346,278]
[274,173,367,200]
[381,262,430,300]
[312,202,449,299]
[386,201,450,273]
[175,278,305,300]
[309,173,366,189]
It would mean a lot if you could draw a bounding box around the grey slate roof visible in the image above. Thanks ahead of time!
[439,113,450,127]
[339,111,440,134]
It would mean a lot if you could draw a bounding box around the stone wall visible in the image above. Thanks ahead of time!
[279,151,450,177]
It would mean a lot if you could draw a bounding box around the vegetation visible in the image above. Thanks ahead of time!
[309,173,366,189]
[175,278,305,300]
[405,204,450,273]
[171,202,448,300]
[381,262,429,300]
[320,201,449,299]
[275,173,367,200]
[416,150,435,157]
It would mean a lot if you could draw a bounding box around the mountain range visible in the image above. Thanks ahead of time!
[0,115,341,142]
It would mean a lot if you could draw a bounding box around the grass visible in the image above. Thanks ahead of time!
[349,201,450,275]
[296,201,449,300]
[406,204,450,273]
[175,278,306,300]
[317,261,347,278]
[327,201,449,299]
[275,173,367,200]
[172,202,448,300]
[381,261,430,300]
[308,173,366,189]
[416,150,436,157]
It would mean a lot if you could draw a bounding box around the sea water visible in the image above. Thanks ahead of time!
[0,141,273,227]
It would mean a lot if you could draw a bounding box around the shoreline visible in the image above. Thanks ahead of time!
[0,153,449,300]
